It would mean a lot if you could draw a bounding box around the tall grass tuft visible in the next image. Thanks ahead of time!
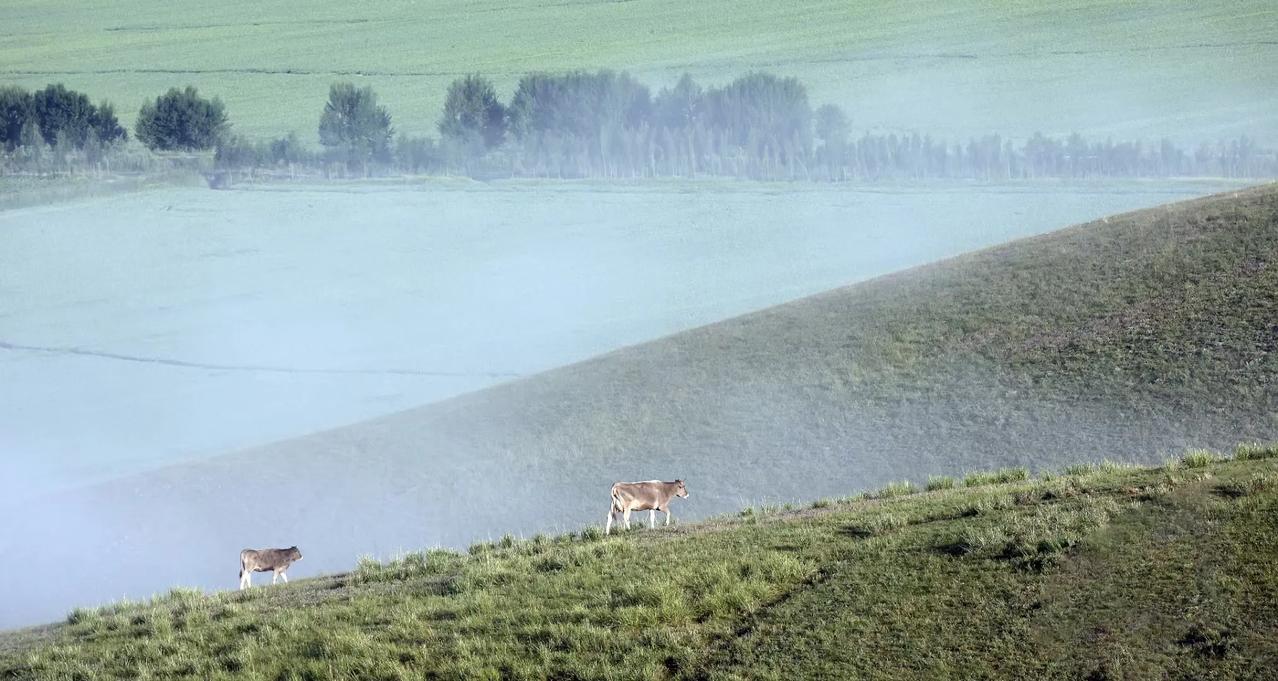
[964,471,997,487]
[1063,463,1096,476]
[926,475,955,491]
[356,554,381,571]
[872,481,916,498]
[356,549,462,584]
[964,467,1029,487]
[160,587,205,605]
[1182,449,1224,469]
[1234,441,1278,461]
[997,467,1030,483]
[66,607,102,626]
[964,494,1013,516]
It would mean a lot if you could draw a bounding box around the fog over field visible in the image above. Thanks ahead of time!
[1,0,1275,651]
[0,180,1243,502]
[0,178,1262,628]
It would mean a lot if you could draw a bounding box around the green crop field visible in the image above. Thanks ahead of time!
[4,449,1278,679]
[3,1,1276,143]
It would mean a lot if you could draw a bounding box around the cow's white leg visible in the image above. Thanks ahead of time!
[665,509,672,526]
[649,510,656,529]
[623,508,632,530]
[239,573,248,590]
[605,509,614,535]
[272,572,279,585]
[280,571,289,584]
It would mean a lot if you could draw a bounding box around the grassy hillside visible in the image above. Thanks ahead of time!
[4,448,1278,679]
[3,1,1275,143]
[1,183,1275,634]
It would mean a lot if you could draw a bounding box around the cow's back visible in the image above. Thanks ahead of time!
[611,481,664,510]
[241,548,293,570]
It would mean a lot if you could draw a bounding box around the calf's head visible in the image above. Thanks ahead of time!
[675,479,689,499]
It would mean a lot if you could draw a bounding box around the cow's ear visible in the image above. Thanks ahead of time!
[675,479,683,484]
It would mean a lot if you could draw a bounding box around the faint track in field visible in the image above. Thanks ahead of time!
[0,341,522,379]
[4,40,1276,78]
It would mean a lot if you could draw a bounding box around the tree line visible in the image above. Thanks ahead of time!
[3,74,1276,181]
[0,84,126,169]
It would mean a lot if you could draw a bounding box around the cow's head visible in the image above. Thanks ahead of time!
[289,546,303,561]
[675,479,689,498]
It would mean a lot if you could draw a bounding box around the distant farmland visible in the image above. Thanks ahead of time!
[2,0,1275,143]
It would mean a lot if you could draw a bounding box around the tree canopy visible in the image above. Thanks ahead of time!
[318,82,393,168]
[653,74,706,130]
[438,75,506,150]
[507,70,651,140]
[0,86,34,152]
[135,86,227,151]
[0,84,124,151]
[705,72,812,156]
[815,104,850,149]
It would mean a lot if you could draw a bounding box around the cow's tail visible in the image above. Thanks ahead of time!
[606,483,622,534]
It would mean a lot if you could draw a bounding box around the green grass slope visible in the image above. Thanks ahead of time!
[3,1,1275,143]
[4,448,1278,679]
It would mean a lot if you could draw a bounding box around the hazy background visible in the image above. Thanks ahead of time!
[1,0,1276,632]
[0,178,1262,628]
[0,180,1243,503]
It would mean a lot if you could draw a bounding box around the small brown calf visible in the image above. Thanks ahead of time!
[239,546,302,590]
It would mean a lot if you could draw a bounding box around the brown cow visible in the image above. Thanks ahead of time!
[239,546,302,590]
[605,480,689,534]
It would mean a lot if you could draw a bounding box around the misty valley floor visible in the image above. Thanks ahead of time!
[0,179,1238,501]
[0,182,1273,632]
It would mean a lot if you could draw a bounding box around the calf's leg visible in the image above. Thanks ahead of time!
[623,508,632,530]
[665,509,672,526]
[649,510,656,529]
[606,508,614,535]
